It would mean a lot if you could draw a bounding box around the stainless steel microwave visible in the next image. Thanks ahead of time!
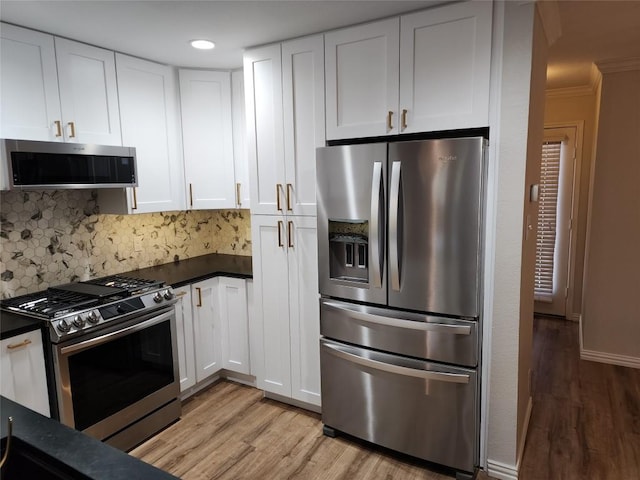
[1,139,137,190]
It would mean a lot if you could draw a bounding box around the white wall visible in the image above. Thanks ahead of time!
[582,64,640,366]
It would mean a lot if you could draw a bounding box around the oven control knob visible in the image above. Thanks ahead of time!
[153,292,164,304]
[163,290,174,300]
[87,311,99,324]
[72,315,86,329]
[57,319,71,333]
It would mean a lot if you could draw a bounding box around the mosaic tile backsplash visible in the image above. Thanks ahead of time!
[0,190,251,298]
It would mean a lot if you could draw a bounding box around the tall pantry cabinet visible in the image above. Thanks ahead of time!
[244,34,324,407]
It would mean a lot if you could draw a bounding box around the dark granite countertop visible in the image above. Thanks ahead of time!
[0,311,42,341]
[0,396,178,480]
[124,253,252,288]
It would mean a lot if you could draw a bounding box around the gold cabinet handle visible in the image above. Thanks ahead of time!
[7,339,32,350]
[236,183,242,207]
[277,220,284,247]
[54,120,62,137]
[276,184,283,211]
[401,109,408,130]
[286,183,293,212]
[175,291,188,297]
[287,220,294,248]
[189,183,194,208]
[132,187,138,210]
[68,121,76,138]
[387,111,393,131]
[195,287,202,307]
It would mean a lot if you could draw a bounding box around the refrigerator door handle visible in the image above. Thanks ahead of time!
[322,340,470,384]
[322,300,472,335]
[370,161,384,288]
[389,160,402,291]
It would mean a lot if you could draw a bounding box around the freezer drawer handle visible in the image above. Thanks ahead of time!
[323,341,470,384]
[323,301,471,335]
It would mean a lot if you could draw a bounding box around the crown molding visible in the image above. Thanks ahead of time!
[596,57,640,74]
[546,63,601,98]
[536,0,562,46]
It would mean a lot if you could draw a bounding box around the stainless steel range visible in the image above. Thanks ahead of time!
[0,275,181,451]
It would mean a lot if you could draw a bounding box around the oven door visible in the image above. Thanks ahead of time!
[52,306,180,443]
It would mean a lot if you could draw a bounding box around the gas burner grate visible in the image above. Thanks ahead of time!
[1,290,100,319]
[87,275,164,293]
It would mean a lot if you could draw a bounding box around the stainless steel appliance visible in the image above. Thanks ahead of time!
[0,275,180,451]
[1,139,137,189]
[317,137,486,478]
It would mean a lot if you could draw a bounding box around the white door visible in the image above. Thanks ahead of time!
[218,277,250,374]
[231,70,251,208]
[179,69,235,210]
[282,35,325,216]
[286,216,321,406]
[173,287,196,392]
[192,278,222,381]
[0,23,62,141]
[399,1,492,133]
[54,37,121,145]
[325,17,399,140]
[534,127,577,317]
[244,44,286,215]
[251,215,291,396]
[116,54,185,213]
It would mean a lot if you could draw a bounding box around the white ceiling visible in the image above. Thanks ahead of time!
[1,1,639,88]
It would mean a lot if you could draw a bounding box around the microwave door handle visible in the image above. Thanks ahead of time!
[389,160,401,291]
[370,161,384,289]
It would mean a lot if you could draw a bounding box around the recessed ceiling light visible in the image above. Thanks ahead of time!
[190,39,215,50]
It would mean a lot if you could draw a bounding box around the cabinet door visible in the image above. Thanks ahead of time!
[180,69,235,210]
[282,35,325,217]
[232,70,250,208]
[0,330,50,417]
[218,277,250,375]
[173,288,196,392]
[399,1,492,133]
[251,215,291,396]
[0,23,62,142]
[114,54,185,214]
[244,44,286,215]
[192,278,222,382]
[54,37,121,145]
[325,18,399,140]
[286,217,321,406]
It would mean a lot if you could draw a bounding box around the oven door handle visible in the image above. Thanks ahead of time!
[60,308,175,356]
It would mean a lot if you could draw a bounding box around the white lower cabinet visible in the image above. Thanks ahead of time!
[0,329,50,417]
[174,276,250,396]
[251,215,321,407]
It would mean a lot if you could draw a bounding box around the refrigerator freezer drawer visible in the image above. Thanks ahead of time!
[320,339,478,473]
[320,298,478,367]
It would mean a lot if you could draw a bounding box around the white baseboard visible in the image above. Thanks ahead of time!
[516,396,533,468]
[487,459,518,480]
[579,315,640,369]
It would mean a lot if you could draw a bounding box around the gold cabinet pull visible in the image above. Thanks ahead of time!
[287,220,294,248]
[276,184,283,211]
[189,183,194,207]
[286,183,293,212]
[277,220,284,247]
[387,111,393,131]
[132,187,138,210]
[175,291,188,297]
[68,121,76,138]
[7,339,32,350]
[401,109,408,130]
[54,120,62,137]
[236,183,242,207]
[195,287,202,307]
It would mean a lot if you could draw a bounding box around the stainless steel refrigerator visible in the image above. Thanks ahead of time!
[316,137,486,477]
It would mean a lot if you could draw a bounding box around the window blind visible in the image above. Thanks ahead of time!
[535,141,562,301]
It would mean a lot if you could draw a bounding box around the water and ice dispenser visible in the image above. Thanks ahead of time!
[328,220,368,284]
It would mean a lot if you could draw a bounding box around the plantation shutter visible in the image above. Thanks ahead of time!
[535,140,562,301]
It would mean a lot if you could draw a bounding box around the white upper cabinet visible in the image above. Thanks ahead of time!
[325,1,492,140]
[244,34,325,216]
[0,23,62,142]
[325,18,400,139]
[54,37,122,145]
[179,69,235,210]
[231,70,250,208]
[102,54,185,214]
[399,1,492,133]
